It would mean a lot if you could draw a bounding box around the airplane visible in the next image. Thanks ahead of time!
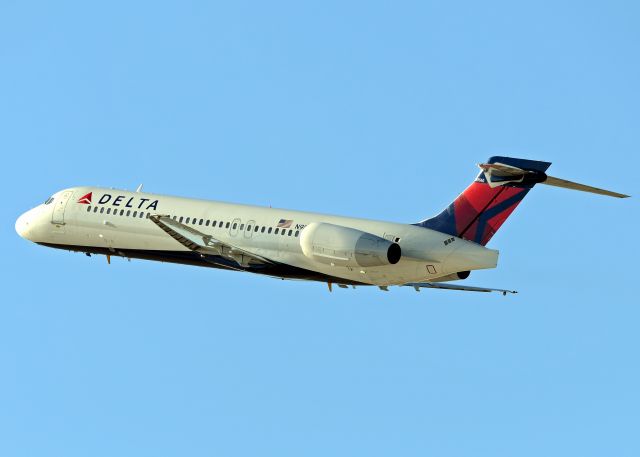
[15,156,629,295]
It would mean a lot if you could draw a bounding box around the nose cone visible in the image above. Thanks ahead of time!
[15,211,33,240]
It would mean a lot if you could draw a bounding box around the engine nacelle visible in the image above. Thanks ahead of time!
[300,222,401,268]
[430,271,471,282]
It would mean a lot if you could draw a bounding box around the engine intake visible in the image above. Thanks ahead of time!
[300,222,401,268]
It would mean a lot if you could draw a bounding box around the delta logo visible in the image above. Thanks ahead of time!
[76,191,159,210]
[77,192,92,204]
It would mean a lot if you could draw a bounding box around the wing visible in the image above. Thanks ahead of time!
[404,282,517,295]
[149,215,273,267]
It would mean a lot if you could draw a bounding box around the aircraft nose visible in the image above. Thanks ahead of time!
[15,211,32,240]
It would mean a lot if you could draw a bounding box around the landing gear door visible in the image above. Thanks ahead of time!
[51,191,73,225]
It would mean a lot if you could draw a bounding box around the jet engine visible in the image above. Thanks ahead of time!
[430,271,471,282]
[300,222,401,268]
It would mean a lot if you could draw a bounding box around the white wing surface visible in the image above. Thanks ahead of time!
[149,215,273,267]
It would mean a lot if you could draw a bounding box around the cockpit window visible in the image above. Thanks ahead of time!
[44,197,55,205]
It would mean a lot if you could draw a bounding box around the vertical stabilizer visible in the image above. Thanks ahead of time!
[415,157,551,245]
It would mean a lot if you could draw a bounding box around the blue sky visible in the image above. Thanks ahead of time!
[1,1,638,456]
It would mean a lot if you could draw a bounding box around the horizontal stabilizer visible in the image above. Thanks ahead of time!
[542,176,629,198]
[478,162,629,198]
[404,282,517,295]
[477,162,540,188]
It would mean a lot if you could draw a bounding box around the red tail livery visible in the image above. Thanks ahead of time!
[416,157,551,245]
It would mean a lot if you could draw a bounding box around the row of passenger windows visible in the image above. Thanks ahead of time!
[86,205,300,237]
[88,205,149,219]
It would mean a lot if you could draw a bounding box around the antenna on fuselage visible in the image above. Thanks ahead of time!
[135,184,144,193]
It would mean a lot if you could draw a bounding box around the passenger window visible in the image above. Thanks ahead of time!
[133,211,137,217]
[186,217,190,224]
[126,210,131,217]
[107,208,111,214]
[199,219,204,225]
[240,224,244,230]
[205,220,210,226]
[179,217,184,223]
[261,227,265,233]
[247,225,252,231]
[282,230,286,236]
[139,212,144,218]
[87,206,91,212]
[274,228,279,234]
[225,222,230,228]
[268,227,272,234]
[254,226,259,232]
[233,223,237,230]
[288,230,292,236]
[120,209,125,216]
[100,207,104,213]
[295,230,299,237]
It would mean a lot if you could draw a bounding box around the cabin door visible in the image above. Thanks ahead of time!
[51,191,73,225]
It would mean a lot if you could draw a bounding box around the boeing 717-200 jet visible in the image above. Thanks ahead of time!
[15,157,629,295]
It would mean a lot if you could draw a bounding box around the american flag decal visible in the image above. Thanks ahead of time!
[277,219,293,228]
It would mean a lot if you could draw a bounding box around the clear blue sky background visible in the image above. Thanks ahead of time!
[1,1,638,456]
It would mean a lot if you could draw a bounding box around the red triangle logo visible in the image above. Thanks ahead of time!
[77,192,92,204]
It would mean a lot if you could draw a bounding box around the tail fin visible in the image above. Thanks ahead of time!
[415,156,628,246]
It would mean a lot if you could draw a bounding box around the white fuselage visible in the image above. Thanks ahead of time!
[16,187,499,286]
